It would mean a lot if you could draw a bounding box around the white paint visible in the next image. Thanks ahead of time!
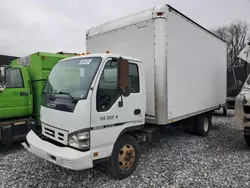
[87,20,156,122]
[90,57,146,159]
[40,99,91,134]
[166,9,227,121]
[87,4,227,124]
[31,53,145,164]
[24,130,93,170]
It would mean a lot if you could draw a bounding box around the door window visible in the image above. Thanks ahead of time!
[96,60,140,112]
[5,68,24,88]
[129,64,139,93]
[97,60,119,112]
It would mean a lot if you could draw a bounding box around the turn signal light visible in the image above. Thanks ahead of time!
[94,152,98,157]
[106,50,110,54]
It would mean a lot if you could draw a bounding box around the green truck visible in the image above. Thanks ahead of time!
[0,52,74,145]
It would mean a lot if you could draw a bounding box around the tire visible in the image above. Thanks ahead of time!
[183,118,196,135]
[244,135,250,146]
[223,106,227,117]
[108,134,140,180]
[194,113,212,136]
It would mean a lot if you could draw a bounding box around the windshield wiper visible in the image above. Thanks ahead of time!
[55,91,75,100]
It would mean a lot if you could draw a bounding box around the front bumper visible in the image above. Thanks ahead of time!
[22,130,93,170]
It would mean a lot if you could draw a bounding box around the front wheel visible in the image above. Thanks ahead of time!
[108,134,140,180]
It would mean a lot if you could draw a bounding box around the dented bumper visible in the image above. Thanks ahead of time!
[22,130,93,170]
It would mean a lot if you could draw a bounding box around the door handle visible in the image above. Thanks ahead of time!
[134,109,141,115]
[20,92,28,96]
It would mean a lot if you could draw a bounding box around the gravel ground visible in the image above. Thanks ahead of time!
[1,110,250,188]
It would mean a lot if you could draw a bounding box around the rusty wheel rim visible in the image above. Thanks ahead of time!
[118,144,135,170]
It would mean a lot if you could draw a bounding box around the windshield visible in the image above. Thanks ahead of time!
[43,57,102,100]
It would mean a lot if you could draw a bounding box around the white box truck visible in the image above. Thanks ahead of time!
[22,4,227,179]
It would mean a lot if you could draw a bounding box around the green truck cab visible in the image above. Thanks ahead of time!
[0,52,73,145]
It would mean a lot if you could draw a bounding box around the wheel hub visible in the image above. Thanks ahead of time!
[204,117,209,132]
[118,144,135,170]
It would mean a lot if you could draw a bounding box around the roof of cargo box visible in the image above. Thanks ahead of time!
[86,4,225,43]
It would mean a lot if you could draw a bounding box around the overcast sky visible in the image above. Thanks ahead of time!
[0,0,250,57]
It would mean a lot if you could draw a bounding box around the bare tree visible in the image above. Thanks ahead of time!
[211,20,250,68]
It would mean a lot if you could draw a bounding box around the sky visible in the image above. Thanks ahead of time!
[0,0,250,57]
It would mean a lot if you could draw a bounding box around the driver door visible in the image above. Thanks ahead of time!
[90,58,144,151]
[0,67,32,119]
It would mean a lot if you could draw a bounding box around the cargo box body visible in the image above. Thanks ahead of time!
[86,4,227,125]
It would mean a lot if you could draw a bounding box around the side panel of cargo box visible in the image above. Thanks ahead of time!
[165,9,227,122]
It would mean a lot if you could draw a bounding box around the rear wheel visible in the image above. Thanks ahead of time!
[194,113,212,136]
[108,134,140,180]
[183,118,196,135]
[223,105,227,116]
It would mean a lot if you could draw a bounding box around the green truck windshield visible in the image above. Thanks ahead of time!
[43,57,102,100]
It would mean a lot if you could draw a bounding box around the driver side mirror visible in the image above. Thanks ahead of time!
[118,58,130,97]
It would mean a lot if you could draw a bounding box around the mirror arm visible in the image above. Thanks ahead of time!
[118,88,123,107]
[118,95,123,107]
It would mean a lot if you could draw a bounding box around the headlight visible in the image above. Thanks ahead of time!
[68,130,90,151]
[77,132,89,140]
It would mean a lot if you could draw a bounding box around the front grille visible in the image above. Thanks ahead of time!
[42,123,68,145]
[44,128,55,137]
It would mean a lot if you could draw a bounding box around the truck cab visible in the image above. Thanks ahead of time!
[23,53,146,179]
[235,43,250,145]
[0,65,34,144]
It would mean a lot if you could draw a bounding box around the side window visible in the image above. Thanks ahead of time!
[96,61,140,112]
[97,60,119,112]
[129,63,140,93]
[6,68,24,88]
